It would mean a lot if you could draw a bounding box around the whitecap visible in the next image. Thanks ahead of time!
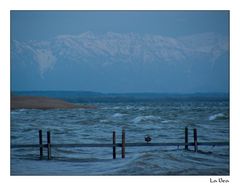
[126,106,134,110]
[132,115,161,123]
[19,109,28,112]
[161,120,174,124]
[208,113,226,121]
[11,109,29,114]
[11,111,20,115]
[112,113,127,118]
[138,107,146,111]
[100,119,109,123]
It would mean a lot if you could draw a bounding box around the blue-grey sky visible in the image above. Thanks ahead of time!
[12,11,229,41]
[11,11,229,93]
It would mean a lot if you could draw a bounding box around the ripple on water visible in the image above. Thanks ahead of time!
[11,101,229,175]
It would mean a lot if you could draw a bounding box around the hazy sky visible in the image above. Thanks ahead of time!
[12,11,229,41]
[11,11,229,93]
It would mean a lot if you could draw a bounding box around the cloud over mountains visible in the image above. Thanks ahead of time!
[12,32,228,76]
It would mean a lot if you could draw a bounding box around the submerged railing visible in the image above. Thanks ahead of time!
[11,127,229,160]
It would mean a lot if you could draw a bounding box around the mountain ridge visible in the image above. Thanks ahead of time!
[11,31,229,93]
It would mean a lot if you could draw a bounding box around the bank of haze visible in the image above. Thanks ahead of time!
[11,96,96,110]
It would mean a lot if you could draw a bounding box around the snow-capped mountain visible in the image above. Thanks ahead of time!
[11,32,229,92]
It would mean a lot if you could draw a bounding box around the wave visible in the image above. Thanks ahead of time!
[138,106,146,111]
[99,119,109,123]
[208,113,228,121]
[132,115,161,123]
[112,113,127,118]
[126,106,134,110]
[11,111,20,115]
[161,120,176,124]
[11,108,33,114]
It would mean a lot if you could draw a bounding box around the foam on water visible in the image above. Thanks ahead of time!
[125,106,134,110]
[11,108,38,115]
[208,113,227,121]
[138,107,145,111]
[132,115,161,123]
[11,111,20,115]
[19,109,28,112]
[112,113,127,118]
[161,120,176,124]
[99,119,109,123]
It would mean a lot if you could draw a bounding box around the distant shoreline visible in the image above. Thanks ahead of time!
[11,91,229,103]
[11,96,96,110]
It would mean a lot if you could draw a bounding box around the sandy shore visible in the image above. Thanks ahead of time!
[11,96,96,110]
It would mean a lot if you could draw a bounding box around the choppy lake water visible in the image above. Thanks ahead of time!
[11,99,229,175]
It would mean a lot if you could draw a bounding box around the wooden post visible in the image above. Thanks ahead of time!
[38,130,43,159]
[47,131,51,160]
[113,131,116,159]
[193,128,198,152]
[184,127,188,150]
[122,129,125,159]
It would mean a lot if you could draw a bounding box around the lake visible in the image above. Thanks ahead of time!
[11,92,229,175]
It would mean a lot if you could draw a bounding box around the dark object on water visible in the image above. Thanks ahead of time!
[145,135,152,143]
